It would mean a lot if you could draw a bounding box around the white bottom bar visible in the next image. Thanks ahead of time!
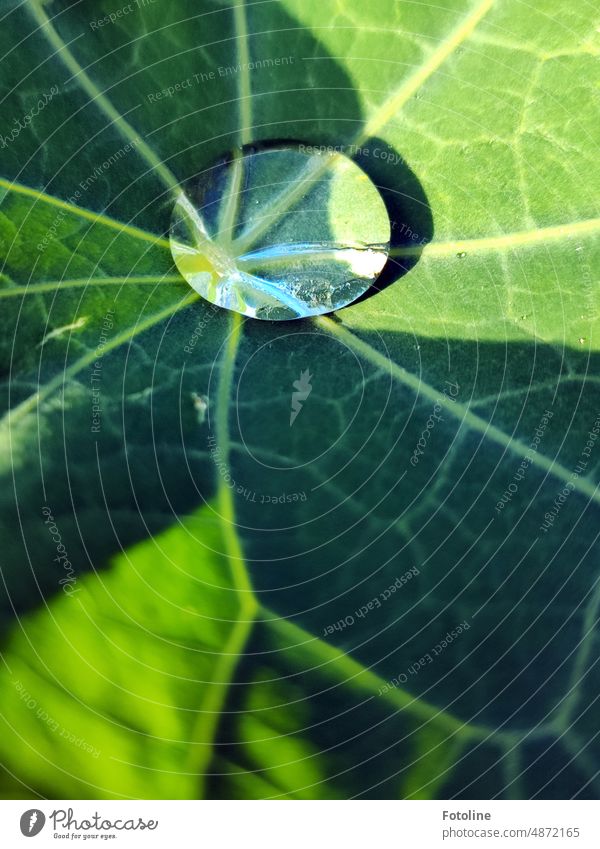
[0,800,598,848]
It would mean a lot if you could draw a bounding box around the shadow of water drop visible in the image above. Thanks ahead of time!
[351,137,433,301]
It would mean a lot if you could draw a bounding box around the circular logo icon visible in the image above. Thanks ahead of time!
[19,810,45,837]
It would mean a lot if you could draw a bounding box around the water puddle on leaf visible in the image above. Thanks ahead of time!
[170,143,390,320]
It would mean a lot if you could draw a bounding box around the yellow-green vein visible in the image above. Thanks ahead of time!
[217,148,245,245]
[189,312,259,797]
[189,2,258,795]
[215,3,253,245]
[233,1,252,146]
[265,614,529,747]
[0,177,172,250]
[390,217,600,259]
[355,0,494,147]
[0,274,183,299]
[192,2,258,798]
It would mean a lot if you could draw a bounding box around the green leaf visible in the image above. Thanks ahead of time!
[1,0,599,798]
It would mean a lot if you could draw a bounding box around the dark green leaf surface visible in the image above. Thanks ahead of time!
[0,0,599,798]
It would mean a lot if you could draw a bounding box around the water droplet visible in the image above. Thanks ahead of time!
[170,144,390,320]
[456,251,467,259]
